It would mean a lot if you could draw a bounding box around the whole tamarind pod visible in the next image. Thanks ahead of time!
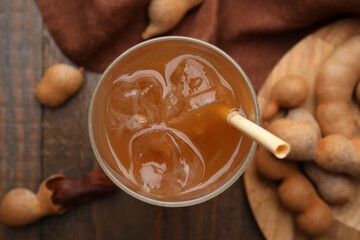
[283,109,356,204]
[263,75,309,120]
[255,146,333,236]
[277,173,317,212]
[295,198,333,236]
[304,162,356,204]
[286,108,321,138]
[255,146,297,181]
[267,119,318,161]
[267,118,360,179]
[35,64,84,107]
[142,0,204,40]
[316,36,360,138]
[315,135,360,178]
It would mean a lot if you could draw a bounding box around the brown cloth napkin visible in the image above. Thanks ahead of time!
[36,0,360,91]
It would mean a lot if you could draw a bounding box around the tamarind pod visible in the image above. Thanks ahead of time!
[255,146,297,181]
[316,36,360,138]
[315,135,360,178]
[296,198,333,236]
[262,100,279,120]
[0,170,118,227]
[267,119,318,161]
[263,75,308,121]
[304,162,356,204]
[142,0,204,40]
[255,146,333,236]
[50,170,118,211]
[277,173,317,213]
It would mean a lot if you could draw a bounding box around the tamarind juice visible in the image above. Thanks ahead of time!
[89,37,258,205]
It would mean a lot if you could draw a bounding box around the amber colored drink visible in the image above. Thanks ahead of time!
[89,37,258,205]
[105,53,249,197]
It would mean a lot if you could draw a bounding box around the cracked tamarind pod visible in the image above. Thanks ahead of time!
[0,170,117,227]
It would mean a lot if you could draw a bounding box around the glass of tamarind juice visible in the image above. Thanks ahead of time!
[89,37,259,207]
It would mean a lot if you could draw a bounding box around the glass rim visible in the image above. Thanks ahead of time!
[88,36,260,207]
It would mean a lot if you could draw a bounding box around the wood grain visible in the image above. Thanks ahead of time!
[245,17,360,240]
[0,0,266,239]
[40,27,99,240]
[0,0,42,239]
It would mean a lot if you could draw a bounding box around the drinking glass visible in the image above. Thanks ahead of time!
[88,36,259,207]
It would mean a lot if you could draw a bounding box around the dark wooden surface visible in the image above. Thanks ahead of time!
[0,0,264,239]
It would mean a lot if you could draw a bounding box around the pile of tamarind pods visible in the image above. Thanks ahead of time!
[256,36,360,236]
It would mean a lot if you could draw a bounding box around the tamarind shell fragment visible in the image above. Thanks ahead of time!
[49,170,118,211]
[0,170,118,227]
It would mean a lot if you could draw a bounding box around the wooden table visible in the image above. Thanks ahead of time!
[0,0,264,239]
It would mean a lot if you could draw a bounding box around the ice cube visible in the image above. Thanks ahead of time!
[163,54,233,123]
[106,70,166,132]
[130,127,205,196]
[126,114,148,131]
